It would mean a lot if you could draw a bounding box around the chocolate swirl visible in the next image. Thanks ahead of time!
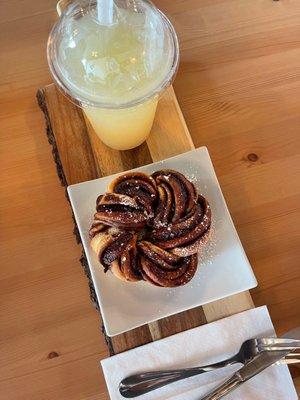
[90,170,211,287]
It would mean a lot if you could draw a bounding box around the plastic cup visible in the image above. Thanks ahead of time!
[47,0,179,150]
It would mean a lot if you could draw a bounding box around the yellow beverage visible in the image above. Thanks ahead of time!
[84,97,158,150]
[48,1,178,150]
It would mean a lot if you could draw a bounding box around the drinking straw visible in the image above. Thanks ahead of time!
[97,0,114,25]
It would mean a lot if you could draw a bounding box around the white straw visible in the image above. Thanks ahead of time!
[97,0,114,25]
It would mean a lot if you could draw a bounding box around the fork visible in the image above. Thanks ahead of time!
[278,353,300,365]
[119,338,300,398]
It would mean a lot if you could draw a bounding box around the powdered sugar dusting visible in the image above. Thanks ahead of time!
[198,219,217,266]
[90,168,213,287]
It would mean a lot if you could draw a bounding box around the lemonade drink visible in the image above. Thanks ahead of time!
[83,97,158,150]
[48,0,179,150]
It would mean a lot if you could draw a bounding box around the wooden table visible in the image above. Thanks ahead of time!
[0,0,299,399]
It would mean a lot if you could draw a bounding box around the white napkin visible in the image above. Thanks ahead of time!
[101,306,298,399]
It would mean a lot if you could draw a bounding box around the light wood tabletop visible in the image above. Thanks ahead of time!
[0,0,299,399]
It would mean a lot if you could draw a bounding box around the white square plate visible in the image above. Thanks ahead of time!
[68,147,257,337]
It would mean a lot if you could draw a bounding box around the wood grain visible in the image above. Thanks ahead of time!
[0,0,299,398]
[39,83,212,354]
[40,81,257,354]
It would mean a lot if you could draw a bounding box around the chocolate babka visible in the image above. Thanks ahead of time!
[89,170,211,287]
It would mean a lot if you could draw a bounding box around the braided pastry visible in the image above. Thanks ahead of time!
[90,170,211,287]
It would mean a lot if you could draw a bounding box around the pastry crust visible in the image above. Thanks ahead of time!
[89,170,212,287]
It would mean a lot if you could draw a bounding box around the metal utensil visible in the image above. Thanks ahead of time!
[275,350,300,365]
[119,338,300,398]
[199,349,291,400]
[258,337,300,351]
[280,356,300,364]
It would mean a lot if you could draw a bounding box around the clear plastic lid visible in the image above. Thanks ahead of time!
[47,0,179,108]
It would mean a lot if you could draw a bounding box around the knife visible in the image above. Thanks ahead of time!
[199,349,290,400]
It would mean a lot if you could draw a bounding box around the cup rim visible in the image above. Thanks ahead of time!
[47,4,179,110]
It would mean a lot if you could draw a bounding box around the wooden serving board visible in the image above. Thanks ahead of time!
[37,84,254,355]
